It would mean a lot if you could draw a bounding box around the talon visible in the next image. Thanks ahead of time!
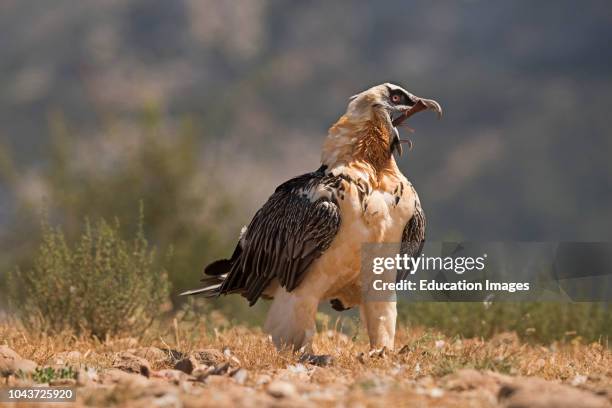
[368,347,388,358]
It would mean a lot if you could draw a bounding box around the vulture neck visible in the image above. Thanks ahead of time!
[321,111,399,182]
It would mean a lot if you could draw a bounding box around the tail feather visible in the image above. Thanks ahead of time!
[203,259,232,277]
[183,245,241,297]
[180,275,226,297]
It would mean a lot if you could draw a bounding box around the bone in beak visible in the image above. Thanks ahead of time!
[390,97,442,157]
[392,97,443,127]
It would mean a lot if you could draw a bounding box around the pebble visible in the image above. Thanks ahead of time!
[267,380,297,398]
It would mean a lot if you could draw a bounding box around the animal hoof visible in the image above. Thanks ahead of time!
[299,353,334,367]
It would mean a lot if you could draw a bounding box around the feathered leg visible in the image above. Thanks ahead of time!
[360,300,397,350]
[264,288,318,352]
[264,287,333,366]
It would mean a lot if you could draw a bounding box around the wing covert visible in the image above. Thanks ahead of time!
[398,202,426,281]
[220,168,342,305]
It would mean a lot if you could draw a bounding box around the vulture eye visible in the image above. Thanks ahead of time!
[391,94,402,104]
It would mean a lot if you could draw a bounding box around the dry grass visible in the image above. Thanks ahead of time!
[3,319,610,380]
[1,317,611,407]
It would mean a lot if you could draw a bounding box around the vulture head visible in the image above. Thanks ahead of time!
[346,83,442,156]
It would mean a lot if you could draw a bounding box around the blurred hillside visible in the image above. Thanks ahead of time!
[1,1,612,306]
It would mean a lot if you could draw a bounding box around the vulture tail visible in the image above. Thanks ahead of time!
[179,274,226,297]
[204,258,232,276]
[180,244,241,297]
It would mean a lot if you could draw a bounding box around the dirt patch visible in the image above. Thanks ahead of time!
[1,324,610,407]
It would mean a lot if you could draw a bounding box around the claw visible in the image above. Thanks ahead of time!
[358,347,388,363]
[368,347,388,358]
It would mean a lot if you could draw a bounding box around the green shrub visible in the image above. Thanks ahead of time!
[27,366,78,384]
[0,111,239,307]
[10,215,170,338]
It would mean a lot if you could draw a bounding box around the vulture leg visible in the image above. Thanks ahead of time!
[360,301,397,351]
[264,288,318,352]
[265,287,334,366]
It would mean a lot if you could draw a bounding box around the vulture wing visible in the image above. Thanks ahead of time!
[182,166,342,305]
[398,203,426,281]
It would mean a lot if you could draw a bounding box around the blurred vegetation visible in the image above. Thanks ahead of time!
[9,215,169,338]
[399,302,611,344]
[0,108,239,305]
[0,108,274,328]
[27,366,78,384]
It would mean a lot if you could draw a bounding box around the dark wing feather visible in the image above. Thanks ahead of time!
[202,167,341,305]
[398,202,426,281]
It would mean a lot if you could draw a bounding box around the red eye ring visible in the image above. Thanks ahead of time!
[391,94,401,103]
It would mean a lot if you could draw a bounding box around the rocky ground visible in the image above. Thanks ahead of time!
[1,324,611,407]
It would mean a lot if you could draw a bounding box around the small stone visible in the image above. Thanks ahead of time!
[231,368,248,385]
[191,349,225,366]
[132,347,170,366]
[498,377,609,408]
[49,351,82,366]
[256,374,271,386]
[287,363,308,374]
[49,378,77,386]
[429,387,444,398]
[0,345,37,377]
[150,393,181,408]
[174,356,198,375]
[101,368,151,387]
[112,352,151,377]
[209,362,230,376]
[571,374,588,386]
[12,358,38,375]
[267,380,297,398]
[153,369,189,385]
[76,367,98,386]
[192,365,212,380]
[443,368,503,393]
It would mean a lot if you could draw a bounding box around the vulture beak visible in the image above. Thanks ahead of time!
[390,97,443,157]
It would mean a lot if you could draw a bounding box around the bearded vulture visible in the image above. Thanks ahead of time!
[182,83,441,361]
